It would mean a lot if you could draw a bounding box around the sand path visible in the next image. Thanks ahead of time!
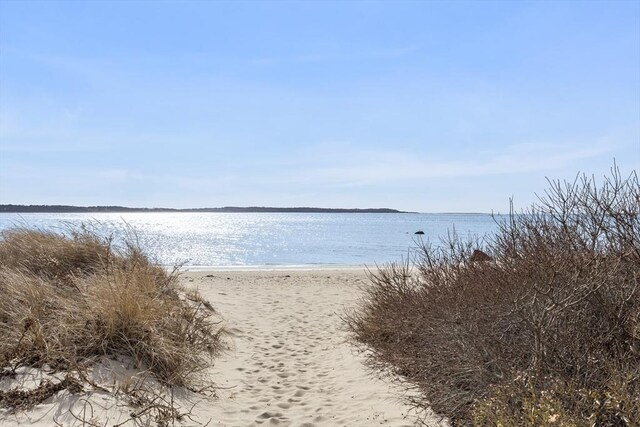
[187,269,438,427]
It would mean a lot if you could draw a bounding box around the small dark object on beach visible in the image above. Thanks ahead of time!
[205,274,214,278]
[469,249,492,262]
[414,231,425,235]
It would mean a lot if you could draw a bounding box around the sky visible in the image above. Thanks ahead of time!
[0,0,638,213]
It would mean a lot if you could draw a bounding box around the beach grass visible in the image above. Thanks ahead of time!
[346,165,640,426]
[0,225,224,415]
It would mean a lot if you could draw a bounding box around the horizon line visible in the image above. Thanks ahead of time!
[0,203,499,215]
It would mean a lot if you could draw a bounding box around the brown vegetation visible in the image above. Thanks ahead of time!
[346,166,640,426]
[0,225,224,421]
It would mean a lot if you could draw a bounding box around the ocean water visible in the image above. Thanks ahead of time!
[0,213,499,268]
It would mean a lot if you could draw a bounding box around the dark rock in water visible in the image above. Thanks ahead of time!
[470,249,492,262]
[414,230,425,235]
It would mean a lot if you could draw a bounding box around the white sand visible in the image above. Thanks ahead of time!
[1,269,445,427]
[189,269,442,426]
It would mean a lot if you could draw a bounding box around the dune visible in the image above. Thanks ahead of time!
[1,269,446,426]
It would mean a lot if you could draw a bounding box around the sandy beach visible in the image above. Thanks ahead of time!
[185,269,436,426]
[1,268,444,427]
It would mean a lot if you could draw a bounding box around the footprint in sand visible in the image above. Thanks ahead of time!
[257,410,284,420]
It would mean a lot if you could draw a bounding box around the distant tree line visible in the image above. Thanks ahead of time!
[0,204,409,214]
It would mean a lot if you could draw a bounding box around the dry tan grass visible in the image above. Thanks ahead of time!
[0,225,224,415]
[346,165,640,426]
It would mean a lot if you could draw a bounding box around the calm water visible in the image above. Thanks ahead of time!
[0,213,499,268]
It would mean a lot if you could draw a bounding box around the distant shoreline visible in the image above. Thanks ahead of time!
[0,204,414,214]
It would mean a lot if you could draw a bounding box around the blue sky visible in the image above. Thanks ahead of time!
[0,0,638,212]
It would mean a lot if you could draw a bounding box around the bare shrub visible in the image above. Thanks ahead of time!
[346,165,640,425]
[0,225,224,416]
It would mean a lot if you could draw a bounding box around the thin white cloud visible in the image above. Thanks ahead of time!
[283,139,613,188]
